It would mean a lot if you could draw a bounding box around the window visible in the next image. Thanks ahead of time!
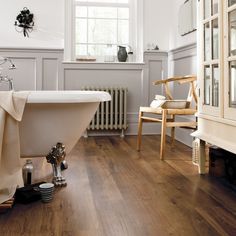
[65,0,143,62]
[76,0,129,58]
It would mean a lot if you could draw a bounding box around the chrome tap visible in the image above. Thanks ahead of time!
[0,56,16,91]
[0,75,14,91]
[0,56,16,69]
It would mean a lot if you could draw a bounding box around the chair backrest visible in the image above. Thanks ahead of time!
[153,75,198,108]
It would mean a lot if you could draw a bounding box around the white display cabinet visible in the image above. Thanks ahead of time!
[193,0,236,174]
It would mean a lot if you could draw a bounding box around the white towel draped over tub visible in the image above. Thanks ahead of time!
[0,91,29,204]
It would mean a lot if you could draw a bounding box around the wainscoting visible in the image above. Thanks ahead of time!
[0,45,196,141]
[63,62,146,135]
[0,47,64,91]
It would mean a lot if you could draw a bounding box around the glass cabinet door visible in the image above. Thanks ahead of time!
[229,10,236,57]
[224,0,236,118]
[201,0,220,114]
[228,8,236,107]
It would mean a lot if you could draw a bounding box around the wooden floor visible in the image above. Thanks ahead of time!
[0,135,236,236]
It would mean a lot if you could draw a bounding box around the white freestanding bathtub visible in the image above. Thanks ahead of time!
[19,90,111,157]
[19,90,111,186]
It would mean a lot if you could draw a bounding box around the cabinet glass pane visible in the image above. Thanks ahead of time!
[204,22,211,61]
[212,19,219,59]
[229,10,236,56]
[204,0,211,19]
[230,61,236,107]
[212,0,218,15]
[204,65,211,105]
[229,0,236,7]
[212,64,219,107]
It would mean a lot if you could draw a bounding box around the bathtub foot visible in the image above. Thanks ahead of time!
[46,142,67,187]
[61,160,68,170]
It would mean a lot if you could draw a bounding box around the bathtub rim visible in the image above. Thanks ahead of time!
[18,90,111,104]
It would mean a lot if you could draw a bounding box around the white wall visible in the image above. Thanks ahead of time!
[169,0,197,50]
[143,0,197,51]
[0,0,64,49]
[143,0,173,51]
[0,0,177,51]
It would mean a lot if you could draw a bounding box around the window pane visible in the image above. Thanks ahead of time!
[229,0,236,7]
[204,22,211,61]
[230,61,236,107]
[89,44,117,57]
[229,10,236,56]
[212,64,219,107]
[88,7,117,18]
[212,18,219,59]
[76,6,87,17]
[76,0,129,3]
[104,44,117,61]
[118,20,129,44]
[88,0,120,3]
[76,44,87,56]
[212,0,218,15]
[117,0,129,3]
[118,8,129,19]
[204,65,211,105]
[88,44,105,56]
[204,0,211,19]
[76,19,87,43]
[88,19,117,44]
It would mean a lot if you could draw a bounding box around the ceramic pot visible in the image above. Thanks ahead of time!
[117,46,128,62]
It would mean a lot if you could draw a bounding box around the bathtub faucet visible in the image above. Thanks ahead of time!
[0,75,14,90]
[0,56,16,91]
[0,56,16,70]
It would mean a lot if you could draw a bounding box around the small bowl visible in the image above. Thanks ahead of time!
[39,183,54,189]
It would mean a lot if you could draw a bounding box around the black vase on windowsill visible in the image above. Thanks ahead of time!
[117,46,128,62]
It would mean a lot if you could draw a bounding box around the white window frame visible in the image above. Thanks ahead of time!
[64,0,143,62]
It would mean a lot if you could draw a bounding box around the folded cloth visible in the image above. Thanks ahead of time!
[150,99,166,108]
[154,95,165,100]
[0,91,29,204]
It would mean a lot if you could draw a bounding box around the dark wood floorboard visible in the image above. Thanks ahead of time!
[0,135,236,236]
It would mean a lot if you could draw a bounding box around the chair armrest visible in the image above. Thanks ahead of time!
[153,75,196,85]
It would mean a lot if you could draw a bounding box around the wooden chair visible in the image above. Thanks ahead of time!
[137,75,198,160]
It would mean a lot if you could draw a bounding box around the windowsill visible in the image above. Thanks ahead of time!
[63,61,144,65]
[62,61,145,70]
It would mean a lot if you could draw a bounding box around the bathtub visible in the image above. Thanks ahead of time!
[19,90,111,157]
[18,90,111,186]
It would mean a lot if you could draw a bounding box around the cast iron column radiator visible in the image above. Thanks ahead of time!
[82,87,128,137]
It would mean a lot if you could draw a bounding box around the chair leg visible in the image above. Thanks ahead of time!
[160,110,167,160]
[137,110,143,151]
[171,115,175,148]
